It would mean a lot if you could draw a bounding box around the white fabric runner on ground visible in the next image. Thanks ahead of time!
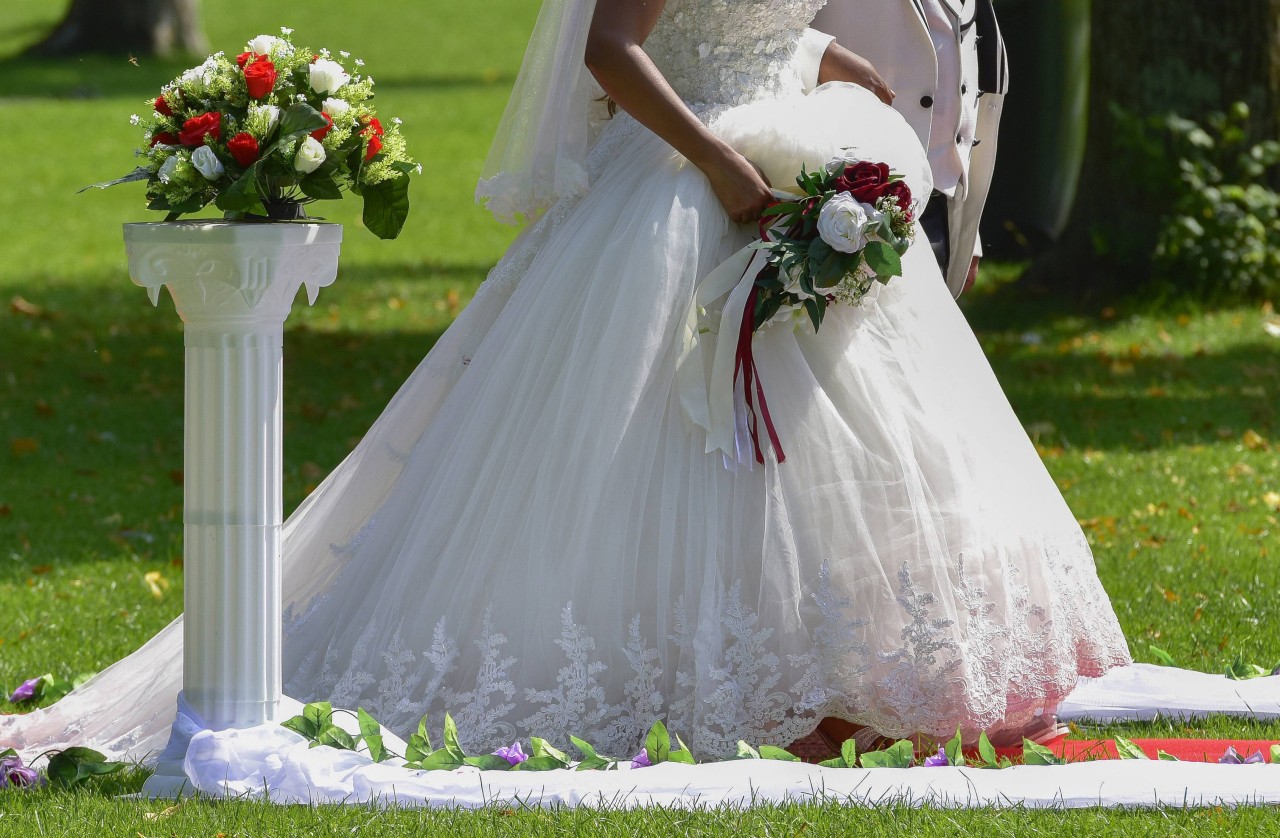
[151,664,1280,809]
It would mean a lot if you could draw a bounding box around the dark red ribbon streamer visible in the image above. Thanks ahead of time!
[734,286,785,465]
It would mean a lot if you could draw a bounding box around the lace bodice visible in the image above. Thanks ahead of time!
[645,0,827,106]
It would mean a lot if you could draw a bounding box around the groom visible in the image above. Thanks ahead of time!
[796,0,1008,298]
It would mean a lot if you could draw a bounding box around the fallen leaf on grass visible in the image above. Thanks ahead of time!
[31,565,53,575]
[1264,492,1280,510]
[143,570,169,599]
[1242,429,1270,451]
[9,297,43,317]
[0,504,10,517]
[9,438,39,457]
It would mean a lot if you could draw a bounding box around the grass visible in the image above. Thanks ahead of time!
[2,0,1280,832]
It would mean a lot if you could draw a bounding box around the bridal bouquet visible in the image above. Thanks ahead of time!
[749,158,916,332]
[90,29,417,239]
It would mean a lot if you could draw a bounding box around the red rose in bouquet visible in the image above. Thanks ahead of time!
[243,57,277,100]
[154,94,174,117]
[311,112,334,141]
[227,132,260,167]
[364,133,383,161]
[179,111,221,147]
[150,131,179,148]
[235,51,254,68]
[833,161,891,203]
[882,180,914,217]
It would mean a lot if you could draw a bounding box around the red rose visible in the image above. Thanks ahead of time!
[243,57,277,100]
[361,116,384,137]
[833,161,891,203]
[227,132,260,167]
[311,112,334,141]
[178,111,221,147]
[236,51,254,68]
[364,132,383,161]
[150,131,179,147]
[154,94,174,116]
[882,180,913,213]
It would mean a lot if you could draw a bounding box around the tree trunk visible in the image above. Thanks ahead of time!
[26,0,207,58]
[1024,0,1280,299]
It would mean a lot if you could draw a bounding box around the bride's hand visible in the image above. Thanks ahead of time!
[701,149,775,224]
[818,41,895,105]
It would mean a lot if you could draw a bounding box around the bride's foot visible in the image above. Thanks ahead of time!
[987,715,1069,749]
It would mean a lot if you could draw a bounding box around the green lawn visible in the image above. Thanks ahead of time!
[2,0,1279,833]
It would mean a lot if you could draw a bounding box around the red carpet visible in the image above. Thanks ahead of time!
[1056,738,1278,763]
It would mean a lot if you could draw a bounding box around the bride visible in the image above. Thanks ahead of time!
[5,0,1129,761]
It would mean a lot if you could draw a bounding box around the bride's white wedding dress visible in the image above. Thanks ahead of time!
[4,0,1129,762]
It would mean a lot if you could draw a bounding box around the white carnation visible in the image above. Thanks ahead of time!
[816,193,879,254]
[191,146,225,181]
[294,136,327,174]
[321,97,350,118]
[246,35,284,56]
[309,58,350,96]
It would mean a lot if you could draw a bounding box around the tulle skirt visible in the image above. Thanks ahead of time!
[2,85,1129,762]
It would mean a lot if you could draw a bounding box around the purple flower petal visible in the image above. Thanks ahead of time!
[492,741,528,766]
[0,756,39,788]
[1218,746,1243,765]
[631,749,652,768]
[922,746,949,767]
[1244,749,1266,765]
[8,677,41,704]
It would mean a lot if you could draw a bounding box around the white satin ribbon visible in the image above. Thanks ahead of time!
[676,244,774,459]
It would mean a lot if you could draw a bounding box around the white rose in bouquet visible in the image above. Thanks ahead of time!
[191,145,225,181]
[816,193,880,254]
[321,97,351,118]
[246,34,285,56]
[294,136,327,174]
[309,59,350,96]
[157,154,182,184]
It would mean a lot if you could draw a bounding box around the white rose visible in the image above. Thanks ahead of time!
[190,146,225,181]
[321,97,350,118]
[294,136,327,174]
[309,58,350,96]
[246,34,284,56]
[156,154,181,184]
[816,193,878,254]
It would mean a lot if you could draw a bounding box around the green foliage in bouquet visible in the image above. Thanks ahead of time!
[86,29,417,239]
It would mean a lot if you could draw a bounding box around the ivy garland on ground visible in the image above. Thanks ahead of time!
[280,702,1280,773]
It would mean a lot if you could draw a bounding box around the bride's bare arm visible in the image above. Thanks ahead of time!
[585,0,774,223]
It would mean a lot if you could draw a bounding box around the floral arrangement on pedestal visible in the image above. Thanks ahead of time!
[89,29,417,239]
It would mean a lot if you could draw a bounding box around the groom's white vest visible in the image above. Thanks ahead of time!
[803,0,1008,297]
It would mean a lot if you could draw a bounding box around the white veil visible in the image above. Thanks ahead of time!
[474,0,605,224]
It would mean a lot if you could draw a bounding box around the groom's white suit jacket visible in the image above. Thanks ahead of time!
[800,0,1008,297]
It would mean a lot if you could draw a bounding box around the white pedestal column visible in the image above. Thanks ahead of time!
[123,221,341,796]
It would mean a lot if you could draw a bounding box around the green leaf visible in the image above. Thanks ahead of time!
[464,754,514,771]
[817,756,847,768]
[943,729,963,767]
[1021,738,1063,766]
[569,735,598,761]
[1224,653,1269,680]
[417,716,433,753]
[416,748,465,772]
[1148,645,1176,667]
[977,732,999,767]
[803,297,823,332]
[79,167,152,193]
[1157,750,1181,761]
[404,733,430,765]
[644,719,671,765]
[512,755,567,772]
[278,102,329,141]
[357,708,386,763]
[442,712,466,759]
[361,174,410,240]
[1114,736,1149,760]
[215,161,267,216]
[281,714,319,740]
[735,740,760,760]
[575,756,613,771]
[761,201,800,217]
[530,737,569,767]
[814,251,846,288]
[47,747,123,788]
[667,734,696,765]
[841,737,858,769]
[300,172,343,201]
[863,240,903,277]
[758,745,801,763]
[1270,744,1280,764]
[316,724,358,752]
[859,740,914,769]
